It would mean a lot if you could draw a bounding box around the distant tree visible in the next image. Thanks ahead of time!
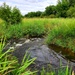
[67,6,75,17]
[0,3,11,24]
[25,11,42,18]
[40,12,46,18]
[0,3,22,25]
[45,5,57,16]
[25,12,36,18]
[56,0,69,17]
[35,11,42,17]
[11,7,22,24]
[68,0,75,6]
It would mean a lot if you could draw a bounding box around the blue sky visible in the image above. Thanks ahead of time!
[0,0,57,15]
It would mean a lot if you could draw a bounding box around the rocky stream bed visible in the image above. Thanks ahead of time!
[4,38,75,72]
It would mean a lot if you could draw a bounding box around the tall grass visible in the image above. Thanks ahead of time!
[46,18,75,52]
[0,18,75,75]
[1,18,75,51]
[0,19,6,39]
[0,38,37,75]
[0,38,17,75]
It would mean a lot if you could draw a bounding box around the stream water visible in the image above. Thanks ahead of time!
[49,44,75,62]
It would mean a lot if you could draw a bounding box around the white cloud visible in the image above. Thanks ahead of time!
[0,0,57,15]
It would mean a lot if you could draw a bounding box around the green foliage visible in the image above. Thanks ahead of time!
[21,19,45,37]
[25,11,42,18]
[45,5,56,16]
[0,38,37,75]
[0,19,6,38]
[56,0,69,17]
[0,3,22,25]
[0,38,18,75]
[35,65,72,75]
[68,0,75,6]
[67,6,75,17]
[6,24,24,39]
[12,52,37,75]
[11,7,22,24]
[46,18,75,52]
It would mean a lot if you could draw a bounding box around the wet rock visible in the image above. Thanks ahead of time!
[9,47,15,50]
[15,44,23,47]
[4,38,75,71]
[25,39,30,43]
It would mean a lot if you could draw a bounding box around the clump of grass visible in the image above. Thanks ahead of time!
[21,22,45,37]
[6,24,24,39]
[12,51,37,75]
[0,19,6,39]
[0,38,37,75]
[34,65,72,75]
[0,38,18,75]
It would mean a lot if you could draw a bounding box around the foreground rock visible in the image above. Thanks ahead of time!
[5,38,75,71]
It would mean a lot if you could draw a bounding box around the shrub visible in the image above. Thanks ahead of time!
[6,24,24,39]
[67,6,75,17]
[0,3,22,25]
[49,14,56,18]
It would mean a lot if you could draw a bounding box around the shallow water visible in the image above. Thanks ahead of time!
[49,44,75,62]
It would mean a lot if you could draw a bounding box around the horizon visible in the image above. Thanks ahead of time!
[0,0,57,15]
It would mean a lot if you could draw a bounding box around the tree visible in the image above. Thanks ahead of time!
[56,0,69,17]
[45,5,56,16]
[11,7,22,24]
[67,6,75,17]
[0,3,22,25]
[25,11,42,18]
[68,0,75,6]
[35,11,42,17]
[0,3,11,24]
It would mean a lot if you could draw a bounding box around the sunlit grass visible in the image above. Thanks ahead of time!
[46,18,75,52]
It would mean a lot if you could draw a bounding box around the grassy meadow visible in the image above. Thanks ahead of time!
[0,18,75,75]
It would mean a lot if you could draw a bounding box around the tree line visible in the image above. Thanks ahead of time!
[25,0,75,18]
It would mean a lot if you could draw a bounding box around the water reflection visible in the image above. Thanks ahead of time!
[49,44,75,62]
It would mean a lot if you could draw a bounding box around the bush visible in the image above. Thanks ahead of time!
[67,6,75,17]
[49,14,56,18]
[6,24,24,39]
[0,3,22,25]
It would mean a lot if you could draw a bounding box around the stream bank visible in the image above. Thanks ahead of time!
[4,38,75,72]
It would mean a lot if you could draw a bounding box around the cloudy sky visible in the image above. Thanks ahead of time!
[0,0,57,15]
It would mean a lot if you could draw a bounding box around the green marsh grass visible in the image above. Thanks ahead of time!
[0,38,18,75]
[46,18,75,52]
[12,51,37,75]
[1,18,75,51]
[0,19,6,39]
